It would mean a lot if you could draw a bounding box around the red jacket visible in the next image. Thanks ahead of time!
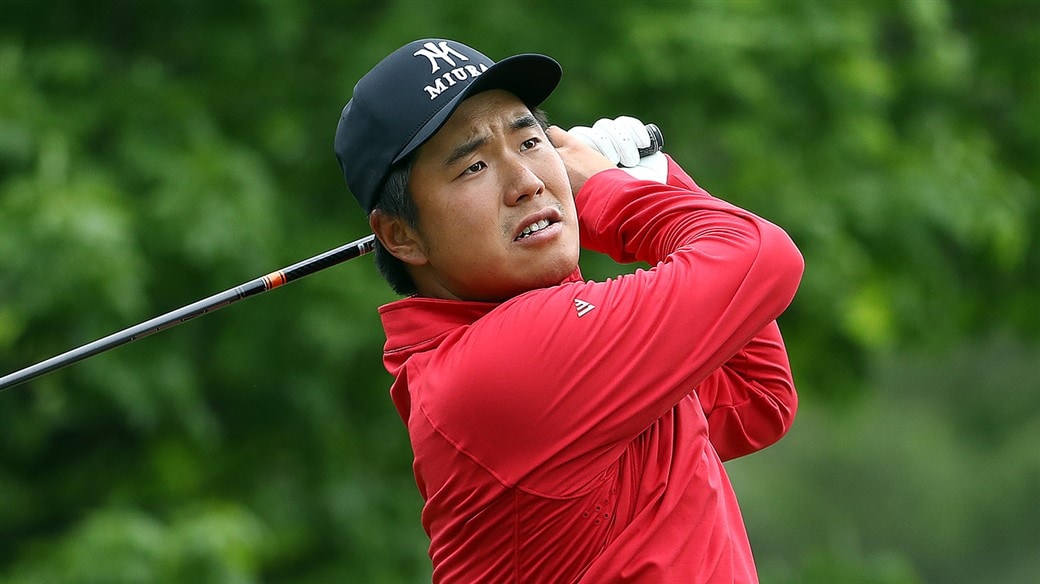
[379,157,804,583]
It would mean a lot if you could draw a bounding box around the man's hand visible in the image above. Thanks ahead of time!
[568,116,650,167]
[569,117,669,183]
[548,125,616,196]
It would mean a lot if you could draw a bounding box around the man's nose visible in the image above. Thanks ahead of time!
[504,158,545,206]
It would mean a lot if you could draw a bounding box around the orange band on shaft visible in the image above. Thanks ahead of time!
[263,271,287,290]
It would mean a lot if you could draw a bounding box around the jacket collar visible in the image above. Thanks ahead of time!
[378,268,583,373]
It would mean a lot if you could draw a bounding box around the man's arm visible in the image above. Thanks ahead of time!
[656,152,799,461]
[696,320,798,461]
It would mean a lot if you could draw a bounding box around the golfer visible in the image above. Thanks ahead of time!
[334,38,804,583]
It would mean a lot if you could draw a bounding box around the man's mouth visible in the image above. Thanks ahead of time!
[515,218,553,241]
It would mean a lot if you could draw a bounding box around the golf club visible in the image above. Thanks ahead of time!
[1,123,663,391]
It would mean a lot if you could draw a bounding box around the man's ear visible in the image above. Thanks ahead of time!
[369,210,428,266]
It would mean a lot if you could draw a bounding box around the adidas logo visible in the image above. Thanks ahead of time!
[573,299,596,317]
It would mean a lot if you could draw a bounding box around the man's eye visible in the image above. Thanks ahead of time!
[464,161,486,175]
[521,138,540,151]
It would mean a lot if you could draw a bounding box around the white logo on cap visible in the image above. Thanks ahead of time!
[419,63,489,101]
[413,41,469,73]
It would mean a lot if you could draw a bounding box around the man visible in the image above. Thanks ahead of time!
[334,38,803,583]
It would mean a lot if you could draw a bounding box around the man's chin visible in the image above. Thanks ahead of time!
[529,259,581,290]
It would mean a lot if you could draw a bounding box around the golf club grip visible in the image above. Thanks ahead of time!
[639,123,664,158]
[0,234,377,391]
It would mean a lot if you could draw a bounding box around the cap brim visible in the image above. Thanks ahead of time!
[392,53,562,165]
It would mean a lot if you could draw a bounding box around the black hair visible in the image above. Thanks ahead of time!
[371,107,551,296]
[372,154,420,296]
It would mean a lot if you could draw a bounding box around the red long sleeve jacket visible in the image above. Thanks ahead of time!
[379,157,804,583]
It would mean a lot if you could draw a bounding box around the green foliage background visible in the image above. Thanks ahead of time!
[1,1,1037,582]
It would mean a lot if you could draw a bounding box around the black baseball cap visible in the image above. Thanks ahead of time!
[334,39,562,213]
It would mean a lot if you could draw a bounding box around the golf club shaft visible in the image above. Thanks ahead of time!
[0,234,377,391]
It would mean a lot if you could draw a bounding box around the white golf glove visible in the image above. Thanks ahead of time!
[569,116,668,183]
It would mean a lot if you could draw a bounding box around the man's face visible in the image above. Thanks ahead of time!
[404,90,580,301]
